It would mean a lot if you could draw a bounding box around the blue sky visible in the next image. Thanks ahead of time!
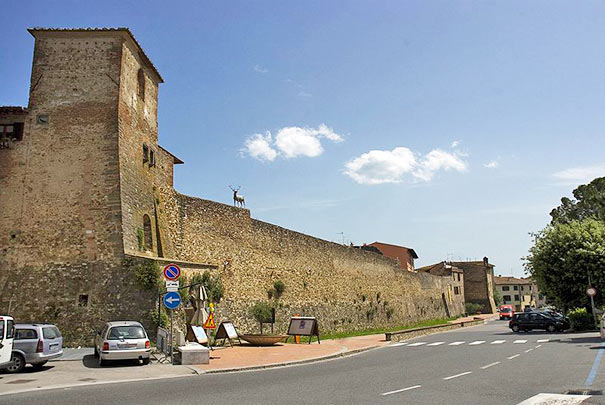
[3,1,605,277]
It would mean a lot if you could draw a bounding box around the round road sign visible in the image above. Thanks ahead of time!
[587,287,597,297]
[163,291,182,310]
[163,264,181,281]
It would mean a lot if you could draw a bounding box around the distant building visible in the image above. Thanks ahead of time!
[494,276,545,311]
[367,242,418,272]
[417,261,464,303]
[449,257,497,314]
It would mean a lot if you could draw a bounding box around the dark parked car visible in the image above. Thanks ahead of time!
[509,312,569,332]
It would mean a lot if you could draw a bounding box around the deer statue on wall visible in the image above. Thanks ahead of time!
[229,185,245,208]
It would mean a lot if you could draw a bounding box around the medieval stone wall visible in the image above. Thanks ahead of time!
[156,189,465,335]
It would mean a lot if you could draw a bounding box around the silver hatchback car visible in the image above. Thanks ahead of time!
[7,323,63,373]
[94,321,151,366]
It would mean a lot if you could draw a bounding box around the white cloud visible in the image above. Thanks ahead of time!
[451,140,460,148]
[253,64,268,73]
[242,132,277,162]
[344,147,468,185]
[484,160,499,169]
[553,164,605,182]
[275,127,324,158]
[242,124,343,161]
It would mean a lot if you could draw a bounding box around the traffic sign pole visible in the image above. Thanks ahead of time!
[170,309,173,365]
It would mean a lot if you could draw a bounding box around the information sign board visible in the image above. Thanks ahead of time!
[286,316,320,344]
[214,321,241,346]
[166,280,179,292]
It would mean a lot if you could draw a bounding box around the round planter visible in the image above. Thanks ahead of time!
[239,334,288,346]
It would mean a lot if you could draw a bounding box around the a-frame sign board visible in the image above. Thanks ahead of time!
[286,316,320,344]
[213,321,241,347]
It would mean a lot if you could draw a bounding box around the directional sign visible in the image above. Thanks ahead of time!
[587,287,597,297]
[166,280,179,292]
[163,264,181,281]
[163,291,182,310]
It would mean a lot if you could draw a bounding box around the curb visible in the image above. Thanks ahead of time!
[196,345,381,374]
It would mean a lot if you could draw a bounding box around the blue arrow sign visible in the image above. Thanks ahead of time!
[163,291,182,310]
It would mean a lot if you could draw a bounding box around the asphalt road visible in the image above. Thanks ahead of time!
[3,320,605,404]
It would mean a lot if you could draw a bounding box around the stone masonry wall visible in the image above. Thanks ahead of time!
[156,188,464,335]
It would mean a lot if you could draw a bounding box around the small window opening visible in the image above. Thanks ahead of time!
[0,123,24,149]
[143,214,152,250]
[143,144,149,163]
[149,149,155,167]
[78,294,89,307]
[137,68,145,100]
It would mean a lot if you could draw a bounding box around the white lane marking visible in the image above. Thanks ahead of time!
[449,341,465,346]
[443,371,472,380]
[480,361,501,369]
[381,385,422,396]
[407,342,427,347]
[535,344,542,348]
[507,354,520,360]
[516,393,591,405]
[513,339,528,344]
[469,340,485,345]
[427,341,445,346]
[536,339,549,343]
[491,340,506,344]
[524,348,533,353]
[390,342,407,347]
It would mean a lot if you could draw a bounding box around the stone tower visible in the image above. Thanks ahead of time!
[0,28,178,342]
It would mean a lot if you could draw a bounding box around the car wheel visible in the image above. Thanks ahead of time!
[142,358,150,365]
[547,324,556,333]
[98,356,106,367]
[6,353,25,373]
[512,325,520,332]
[93,346,99,358]
[32,361,48,369]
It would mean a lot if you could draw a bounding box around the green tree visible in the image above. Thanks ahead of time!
[550,177,605,225]
[493,289,502,306]
[525,219,605,311]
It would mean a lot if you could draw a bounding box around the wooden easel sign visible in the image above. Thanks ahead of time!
[187,325,209,345]
[214,321,241,347]
[287,316,320,344]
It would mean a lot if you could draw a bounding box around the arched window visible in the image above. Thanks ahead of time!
[137,68,145,100]
[143,214,152,250]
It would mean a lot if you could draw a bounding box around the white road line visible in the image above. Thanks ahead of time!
[449,341,465,346]
[469,340,485,345]
[536,339,549,343]
[427,342,445,346]
[535,344,542,348]
[407,342,427,347]
[480,361,501,369]
[390,342,407,347]
[524,348,533,353]
[443,371,472,380]
[491,340,506,344]
[513,339,528,344]
[381,385,422,396]
[508,354,520,360]
[516,393,591,405]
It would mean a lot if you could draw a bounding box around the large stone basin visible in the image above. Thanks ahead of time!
[239,334,288,346]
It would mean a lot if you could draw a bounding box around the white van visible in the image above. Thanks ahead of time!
[0,316,15,368]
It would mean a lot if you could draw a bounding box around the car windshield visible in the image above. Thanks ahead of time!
[501,308,511,313]
[42,326,61,339]
[107,326,146,340]
[0,321,4,340]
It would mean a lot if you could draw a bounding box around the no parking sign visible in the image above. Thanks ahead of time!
[163,264,181,281]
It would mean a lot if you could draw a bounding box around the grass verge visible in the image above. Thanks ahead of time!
[290,316,458,344]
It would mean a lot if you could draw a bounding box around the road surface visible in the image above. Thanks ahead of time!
[2,320,604,404]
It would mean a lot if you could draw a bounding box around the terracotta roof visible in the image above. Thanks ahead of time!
[494,276,533,285]
[417,262,463,273]
[159,145,184,164]
[450,260,495,268]
[368,241,418,259]
[0,106,28,114]
[27,27,163,83]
